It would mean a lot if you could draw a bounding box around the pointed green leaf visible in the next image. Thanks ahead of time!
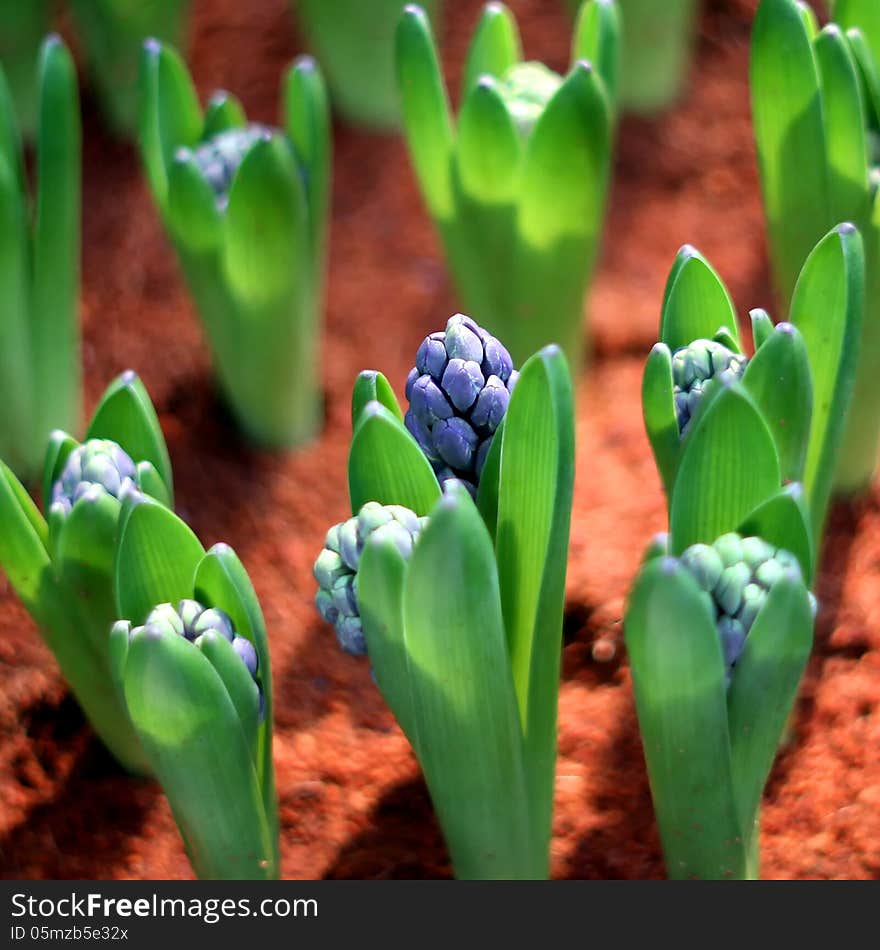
[197,631,260,761]
[357,535,418,750]
[750,307,775,351]
[166,149,222,252]
[494,346,574,865]
[815,25,870,224]
[741,321,813,483]
[571,0,621,105]
[462,1,521,95]
[455,77,521,203]
[737,483,814,585]
[31,35,81,451]
[727,573,813,853]
[788,222,863,536]
[625,557,746,879]
[115,498,205,623]
[396,4,454,219]
[671,386,781,552]
[642,342,679,499]
[751,0,830,302]
[223,133,308,306]
[348,401,441,515]
[846,28,880,125]
[351,370,402,428]
[124,625,273,879]
[87,370,174,500]
[475,416,504,540]
[0,463,50,612]
[203,90,247,136]
[659,245,739,352]
[404,488,536,879]
[836,0,880,65]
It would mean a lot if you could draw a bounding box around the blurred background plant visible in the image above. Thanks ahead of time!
[0,34,80,482]
[294,0,442,129]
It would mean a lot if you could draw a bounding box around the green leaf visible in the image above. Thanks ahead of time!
[751,0,830,302]
[42,430,78,516]
[461,1,522,95]
[357,535,418,749]
[625,557,746,879]
[670,385,781,553]
[741,321,813,484]
[115,498,204,623]
[571,0,622,105]
[124,625,274,879]
[727,573,813,858]
[351,370,402,429]
[836,0,880,65]
[137,39,202,208]
[815,25,870,225]
[475,416,505,540]
[642,342,679,499]
[455,77,521,203]
[788,222,863,537]
[396,4,454,219]
[31,35,81,453]
[348,401,441,515]
[283,55,331,265]
[737,483,815,585]
[87,370,174,500]
[659,245,739,352]
[194,542,278,857]
[136,461,172,509]
[403,488,536,879]
[750,307,775,351]
[0,463,50,613]
[166,149,222,252]
[846,29,880,126]
[494,346,574,867]
[223,133,308,306]
[203,90,246,137]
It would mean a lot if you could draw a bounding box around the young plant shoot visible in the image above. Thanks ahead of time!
[752,0,880,492]
[314,314,575,879]
[0,0,52,138]
[396,1,619,367]
[0,372,174,775]
[566,0,699,113]
[0,34,80,481]
[111,498,278,880]
[70,0,191,138]
[138,40,330,448]
[296,0,442,129]
[643,223,863,558]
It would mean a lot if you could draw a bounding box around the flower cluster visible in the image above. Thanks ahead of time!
[186,123,274,208]
[405,314,518,496]
[314,502,427,656]
[50,439,141,516]
[671,339,748,433]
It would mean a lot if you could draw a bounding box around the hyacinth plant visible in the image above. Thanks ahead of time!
[752,0,880,493]
[138,40,330,448]
[643,223,863,559]
[0,0,51,138]
[0,372,173,776]
[295,0,441,129]
[70,0,191,138]
[314,314,574,879]
[396,1,619,367]
[0,34,80,481]
[565,0,699,113]
[628,226,863,878]
[110,498,278,880]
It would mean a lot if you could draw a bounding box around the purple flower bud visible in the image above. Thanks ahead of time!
[405,367,419,401]
[482,337,513,382]
[445,316,484,363]
[410,375,453,426]
[232,635,259,677]
[416,333,448,379]
[405,410,441,463]
[441,359,485,412]
[470,375,509,431]
[434,417,478,470]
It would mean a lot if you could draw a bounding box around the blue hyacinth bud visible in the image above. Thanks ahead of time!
[191,123,275,209]
[670,339,748,434]
[51,439,139,516]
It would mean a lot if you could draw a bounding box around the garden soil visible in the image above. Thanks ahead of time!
[1,0,878,880]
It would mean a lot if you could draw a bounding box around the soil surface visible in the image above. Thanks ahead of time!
[2,0,878,881]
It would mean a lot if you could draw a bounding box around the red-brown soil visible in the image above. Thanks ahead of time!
[1,0,878,880]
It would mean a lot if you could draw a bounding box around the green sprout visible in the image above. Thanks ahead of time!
[314,314,574,879]
[111,499,278,880]
[625,530,814,879]
[70,0,191,138]
[565,0,699,113]
[295,0,442,129]
[751,0,880,493]
[395,1,620,367]
[138,40,330,448]
[0,0,52,138]
[642,223,863,559]
[0,372,173,776]
[0,34,80,481]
